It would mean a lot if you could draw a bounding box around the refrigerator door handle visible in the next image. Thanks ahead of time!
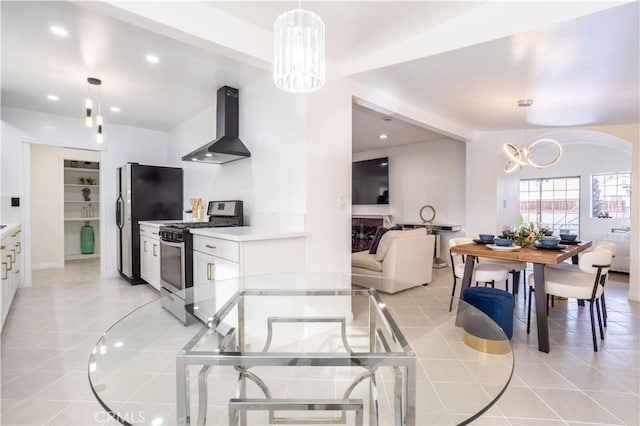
[116,196,124,229]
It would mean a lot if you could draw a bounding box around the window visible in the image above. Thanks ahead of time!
[591,172,631,218]
[519,177,580,233]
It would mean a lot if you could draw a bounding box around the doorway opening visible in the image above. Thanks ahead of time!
[30,144,102,284]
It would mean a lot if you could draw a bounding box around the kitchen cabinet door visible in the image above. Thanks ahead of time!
[192,250,239,320]
[148,239,161,290]
[140,235,151,282]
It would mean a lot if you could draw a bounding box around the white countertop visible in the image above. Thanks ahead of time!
[138,220,184,228]
[1,223,20,239]
[189,226,305,242]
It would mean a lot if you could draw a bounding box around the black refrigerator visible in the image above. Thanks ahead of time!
[116,163,183,284]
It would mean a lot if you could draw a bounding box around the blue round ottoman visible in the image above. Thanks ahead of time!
[462,287,514,354]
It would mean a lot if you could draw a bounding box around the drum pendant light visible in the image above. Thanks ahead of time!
[273,3,325,93]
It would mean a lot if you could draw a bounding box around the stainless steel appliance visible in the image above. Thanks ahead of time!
[116,163,183,284]
[159,200,243,322]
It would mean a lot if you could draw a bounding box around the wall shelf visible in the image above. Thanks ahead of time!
[59,158,101,262]
[64,167,99,172]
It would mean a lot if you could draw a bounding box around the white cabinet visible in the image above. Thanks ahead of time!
[191,232,305,288]
[1,225,22,331]
[193,250,240,285]
[139,225,161,290]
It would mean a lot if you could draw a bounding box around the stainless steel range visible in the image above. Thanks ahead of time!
[159,200,243,323]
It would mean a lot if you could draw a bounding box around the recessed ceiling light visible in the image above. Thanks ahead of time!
[205,153,213,157]
[47,94,59,101]
[50,25,68,37]
[191,157,198,161]
[379,134,388,140]
[110,106,120,113]
[145,54,160,64]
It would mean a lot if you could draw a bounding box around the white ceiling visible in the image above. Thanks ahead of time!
[352,103,448,152]
[0,1,265,131]
[0,1,637,137]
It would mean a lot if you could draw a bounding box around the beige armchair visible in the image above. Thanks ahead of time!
[351,229,435,293]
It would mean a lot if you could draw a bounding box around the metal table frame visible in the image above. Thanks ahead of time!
[175,288,417,426]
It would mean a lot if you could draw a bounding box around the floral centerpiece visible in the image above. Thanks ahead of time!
[513,222,542,248]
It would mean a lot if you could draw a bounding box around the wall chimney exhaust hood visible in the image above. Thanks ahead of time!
[182,86,251,164]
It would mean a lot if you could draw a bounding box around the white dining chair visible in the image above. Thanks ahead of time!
[480,257,528,300]
[527,249,613,352]
[448,237,510,312]
[547,242,617,326]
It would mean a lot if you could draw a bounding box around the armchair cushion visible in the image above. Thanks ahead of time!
[351,251,383,272]
[374,228,426,261]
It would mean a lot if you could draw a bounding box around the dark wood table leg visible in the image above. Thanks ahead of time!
[533,263,550,353]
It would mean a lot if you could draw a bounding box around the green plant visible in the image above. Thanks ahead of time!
[513,222,541,248]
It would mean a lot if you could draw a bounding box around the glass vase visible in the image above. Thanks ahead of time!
[81,221,95,254]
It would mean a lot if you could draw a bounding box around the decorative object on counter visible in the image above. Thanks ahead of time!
[81,221,95,254]
[273,3,325,93]
[596,211,612,218]
[78,177,85,184]
[189,198,204,221]
[82,187,91,201]
[419,204,436,224]
[503,99,562,173]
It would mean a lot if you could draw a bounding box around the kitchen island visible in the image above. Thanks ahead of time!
[188,227,306,282]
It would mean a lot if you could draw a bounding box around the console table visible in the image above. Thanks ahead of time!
[89,273,513,425]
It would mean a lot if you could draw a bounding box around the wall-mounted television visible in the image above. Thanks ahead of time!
[352,157,389,205]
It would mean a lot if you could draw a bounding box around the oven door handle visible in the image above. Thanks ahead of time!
[160,240,183,249]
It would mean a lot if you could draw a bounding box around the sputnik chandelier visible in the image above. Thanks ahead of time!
[273,1,325,93]
[503,99,562,173]
[85,77,103,144]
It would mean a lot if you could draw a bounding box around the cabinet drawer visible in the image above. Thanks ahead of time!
[139,225,159,239]
[193,235,239,262]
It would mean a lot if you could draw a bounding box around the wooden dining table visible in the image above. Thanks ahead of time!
[450,240,592,353]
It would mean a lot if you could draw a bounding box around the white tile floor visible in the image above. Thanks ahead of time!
[1,259,638,425]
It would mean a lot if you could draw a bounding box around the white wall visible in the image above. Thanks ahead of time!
[353,138,466,226]
[1,107,170,282]
[30,144,65,269]
[304,71,353,277]
[167,76,306,229]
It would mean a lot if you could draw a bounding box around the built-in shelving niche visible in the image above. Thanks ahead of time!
[63,160,100,260]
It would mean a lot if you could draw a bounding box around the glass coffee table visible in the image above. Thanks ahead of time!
[89,273,513,425]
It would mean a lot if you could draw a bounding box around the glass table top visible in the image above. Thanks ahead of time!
[89,273,513,425]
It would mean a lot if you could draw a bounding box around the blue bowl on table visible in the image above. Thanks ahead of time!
[479,234,495,243]
[539,237,560,247]
[494,238,511,247]
[559,234,577,242]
